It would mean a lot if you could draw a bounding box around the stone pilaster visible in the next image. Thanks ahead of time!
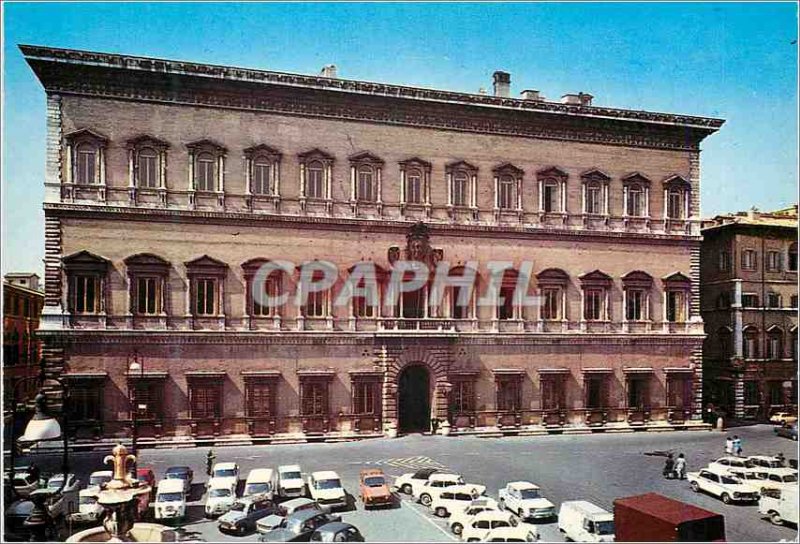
[733,374,745,419]
[690,346,704,420]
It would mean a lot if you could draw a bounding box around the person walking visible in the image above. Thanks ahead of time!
[725,436,733,455]
[733,435,743,456]
[663,453,676,479]
[674,453,687,480]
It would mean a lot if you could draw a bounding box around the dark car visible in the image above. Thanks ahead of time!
[218,496,278,535]
[310,522,364,542]
[4,499,35,542]
[774,423,798,441]
[259,509,341,542]
[165,466,194,493]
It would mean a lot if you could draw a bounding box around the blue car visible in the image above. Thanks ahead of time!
[774,423,798,441]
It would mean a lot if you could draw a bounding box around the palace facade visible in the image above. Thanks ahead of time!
[23,45,724,443]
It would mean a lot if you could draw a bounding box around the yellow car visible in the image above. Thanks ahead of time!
[769,412,798,425]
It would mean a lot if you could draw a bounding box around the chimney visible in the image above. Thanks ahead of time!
[520,89,542,101]
[560,94,582,105]
[478,87,487,96]
[578,92,594,106]
[320,64,338,78]
[492,71,511,97]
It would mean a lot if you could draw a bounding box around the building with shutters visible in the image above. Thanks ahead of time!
[3,273,44,411]
[22,45,724,443]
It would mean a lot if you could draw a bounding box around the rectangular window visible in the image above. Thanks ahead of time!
[246,382,272,417]
[585,185,602,214]
[744,334,759,359]
[744,381,759,405]
[627,187,643,216]
[252,277,279,317]
[789,247,798,271]
[498,179,515,210]
[791,295,798,308]
[300,381,328,416]
[666,376,692,409]
[253,163,272,195]
[138,154,158,188]
[767,293,782,308]
[718,251,731,271]
[194,279,217,316]
[130,382,161,420]
[406,173,422,204]
[76,148,96,185]
[496,378,521,412]
[357,170,375,202]
[190,382,220,419]
[667,190,683,219]
[666,290,686,322]
[307,168,324,199]
[767,251,782,271]
[584,289,604,321]
[741,249,757,270]
[197,161,215,192]
[352,380,379,415]
[452,175,468,207]
[543,184,558,212]
[68,385,102,421]
[741,293,759,308]
[449,287,471,319]
[541,288,561,320]
[71,275,99,314]
[767,335,783,359]
[627,377,649,409]
[135,277,161,315]
[449,380,475,414]
[498,286,516,320]
[541,377,565,410]
[353,293,377,318]
[626,289,645,321]
[305,290,328,318]
[585,375,608,409]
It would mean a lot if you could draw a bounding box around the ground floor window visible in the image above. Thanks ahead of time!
[496,377,521,412]
[626,376,650,409]
[584,375,609,408]
[540,375,566,410]
[245,381,274,417]
[743,381,759,405]
[189,381,221,419]
[768,381,784,406]
[68,384,103,422]
[129,381,162,420]
[300,380,328,416]
[448,379,476,415]
[352,379,380,415]
[666,375,692,409]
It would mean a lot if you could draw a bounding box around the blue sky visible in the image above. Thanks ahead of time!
[2,2,797,276]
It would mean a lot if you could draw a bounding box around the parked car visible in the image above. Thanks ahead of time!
[205,477,238,518]
[757,469,798,493]
[449,498,501,536]
[164,466,194,494]
[499,482,556,521]
[747,455,795,474]
[707,456,753,473]
[4,499,35,541]
[87,470,113,491]
[244,468,277,501]
[415,473,485,507]
[557,500,615,543]
[358,469,393,509]
[70,489,104,525]
[723,467,769,493]
[136,468,157,491]
[218,496,278,535]
[775,423,798,441]
[482,526,539,542]
[9,464,41,498]
[613,493,725,542]
[307,471,347,511]
[759,488,798,527]
[278,465,306,499]
[310,522,365,542]
[212,462,240,481]
[769,412,798,425]
[394,467,440,496]
[257,498,323,535]
[259,509,341,542]
[461,510,522,542]
[431,485,483,518]
[44,473,81,518]
[154,478,187,522]
[687,468,759,504]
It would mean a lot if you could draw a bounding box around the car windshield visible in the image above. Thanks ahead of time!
[137,474,150,482]
[595,521,615,535]
[210,489,231,498]
[364,476,385,487]
[166,472,187,480]
[48,478,64,489]
[783,475,797,483]
[246,483,271,494]
[12,478,30,486]
[316,478,342,490]
[157,492,182,502]
[766,460,782,468]
[720,475,739,485]
[79,496,98,506]
[230,502,247,512]
[90,476,110,486]
[281,471,302,480]
[519,489,540,499]
[214,469,236,478]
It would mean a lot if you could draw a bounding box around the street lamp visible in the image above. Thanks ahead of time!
[127,351,145,477]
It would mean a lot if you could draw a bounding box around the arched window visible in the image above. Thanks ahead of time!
[76,142,97,185]
[195,152,216,192]
[137,147,158,188]
[767,328,784,360]
[452,171,469,207]
[498,269,520,321]
[357,165,375,202]
[664,175,691,220]
[307,160,325,199]
[252,156,272,195]
[743,326,760,359]
[406,168,423,204]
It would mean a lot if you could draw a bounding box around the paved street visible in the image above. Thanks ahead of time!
[18,425,800,542]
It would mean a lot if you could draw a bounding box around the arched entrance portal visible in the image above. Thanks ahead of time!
[398,365,431,433]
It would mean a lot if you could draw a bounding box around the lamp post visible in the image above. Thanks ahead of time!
[127,351,145,477]
[7,373,70,542]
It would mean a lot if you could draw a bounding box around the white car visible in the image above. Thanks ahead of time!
[708,456,753,474]
[758,469,798,493]
[70,489,104,524]
[499,482,556,521]
[277,465,306,498]
[483,525,539,542]
[461,510,522,542]
[87,470,113,492]
[558,500,615,543]
[449,498,500,536]
[154,478,187,522]
[394,467,441,496]
[414,473,486,507]
[747,456,795,475]
[687,468,759,504]
[205,477,238,517]
[307,471,347,510]
[431,485,484,518]
[211,462,240,481]
[243,468,276,500]
[723,467,768,493]
[45,473,81,518]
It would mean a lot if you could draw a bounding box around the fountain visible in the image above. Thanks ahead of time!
[66,444,176,542]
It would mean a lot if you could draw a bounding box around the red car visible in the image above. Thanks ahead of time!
[135,468,156,518]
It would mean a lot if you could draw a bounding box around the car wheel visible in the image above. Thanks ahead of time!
[467,539,480,542]
[452,523,463,535]
[770,511,784,526]
[721,493,731,504]
[690,482,700,492]
[435,507,447,518]
[401,484,412,495]
[420,494,432,507]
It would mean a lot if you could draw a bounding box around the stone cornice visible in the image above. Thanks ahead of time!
[21,45,723,151]
[44,203,702,246]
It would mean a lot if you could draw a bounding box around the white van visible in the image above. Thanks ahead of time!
[243,468,276,501]
[759,487,798,527]
[558,500,615,543]
[154,479,186,522]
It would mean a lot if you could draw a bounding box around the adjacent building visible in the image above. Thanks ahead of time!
[701,206,798,420]
[3,273,44,409]
[23,45,723,443]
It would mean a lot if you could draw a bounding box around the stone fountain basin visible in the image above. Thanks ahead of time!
[66,522,176,542]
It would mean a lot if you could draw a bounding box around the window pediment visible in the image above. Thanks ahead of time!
[663,271,691,285]
[492,163,524,176]
[399,157,431,170]
[766,324,784,333]
[348,151,384,165]
[622,172,651,186]
[126,134,169,151]
[298,148,334,163]
[185,255,228,276]
[243,144,281,161]
[622,270,654,287]
[579,269,612,286]
[536,267,569,285]
[124,253,170,275]
[63,250,110,273]
[580,168,611,183]
[65,128,108,146]
[186,139,227,154]
[445,160,478,174]
[536,166,568,181]
[663,174,690,188]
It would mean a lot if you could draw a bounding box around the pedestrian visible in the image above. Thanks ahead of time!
[663,453,675,479]
[733,435,743,456]
[674,453,687,480]
[725,436,733,455]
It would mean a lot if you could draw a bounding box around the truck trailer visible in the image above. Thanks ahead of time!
[614,493,725,542]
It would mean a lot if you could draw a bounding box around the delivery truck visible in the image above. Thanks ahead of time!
[614,493,725,542]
